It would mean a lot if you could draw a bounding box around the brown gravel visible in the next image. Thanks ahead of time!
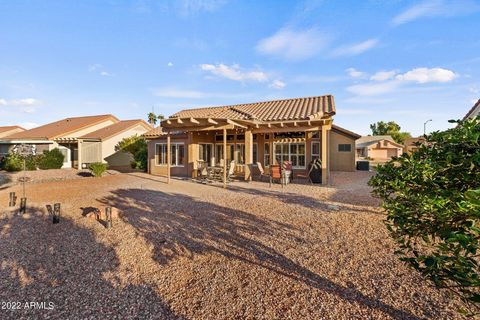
[0,171,463,319]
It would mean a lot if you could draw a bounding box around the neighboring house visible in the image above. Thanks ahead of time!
[0,126,25,157]
[0,115,150,169]
[403,137,426,155]
[144,95,361,185]
[356,135,404,161]
[463,99,480,120]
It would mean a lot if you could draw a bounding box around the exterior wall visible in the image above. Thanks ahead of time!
[62,119,117,138]
[330,130,356,172]
[148,135,189,177]
[100,124,150,167]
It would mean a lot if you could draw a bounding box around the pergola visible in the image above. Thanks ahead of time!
[160,114,333,188]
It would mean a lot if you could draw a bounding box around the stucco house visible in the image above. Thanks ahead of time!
[464,99,480,120]
[0,126,25,158]
[0,115,150,169]
[356,135,404,161]
[144,95,360,185]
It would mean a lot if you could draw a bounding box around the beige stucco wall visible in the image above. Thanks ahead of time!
[362,140,403,160]
[100,124,150,168]
[329,130,356,172]
[148,135,190,177]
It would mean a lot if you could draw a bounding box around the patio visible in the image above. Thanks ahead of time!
[0,172,462,319]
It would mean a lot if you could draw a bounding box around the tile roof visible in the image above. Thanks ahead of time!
[80,120,151,140]
[6,115,119,140]
[0,126,25,134]
[463,99,480,121]
[332,125,361,139]
[143,126,186,138]
[356,135,398,148]
[170,95,335,122]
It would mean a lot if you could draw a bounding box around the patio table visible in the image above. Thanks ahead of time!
[207,166,224,182]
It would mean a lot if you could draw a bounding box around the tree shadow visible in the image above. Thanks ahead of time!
[100,188,423,319]
[0,206,183,319]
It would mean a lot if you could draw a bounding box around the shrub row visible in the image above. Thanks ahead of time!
[0,148,65,172]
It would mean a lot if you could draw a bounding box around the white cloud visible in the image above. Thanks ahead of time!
[8,98,42,106]
[0,99,6,106]
[88,64,113,76]
[175,0,227,16]
[332,38,379,57]
[19,122,40,129]
[370,70,397,81]
[200,63,268,82]
[346,68,366,79]
[269,80,286,89]
[347,81,400,96]
[167,62,174,67]
[256,27,331,60]
[392,0,480,26]
[395,67,456,83]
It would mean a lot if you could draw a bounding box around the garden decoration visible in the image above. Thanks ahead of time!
[14,143,36,200]
[20,197,27,214]
[105,207,112,228]
[9,192,16,207]
[53,203,60,224]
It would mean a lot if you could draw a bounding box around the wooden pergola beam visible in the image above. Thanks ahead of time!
[207,118,218,125]
[177,118,184,124]
[226,119,247,129]
[189,117,200,124]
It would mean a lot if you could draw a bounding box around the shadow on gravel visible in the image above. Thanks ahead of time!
[101,188,424,320]
[0,207,183,319]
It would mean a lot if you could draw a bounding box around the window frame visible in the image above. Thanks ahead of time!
[311,141,320,161]
[338,144,352,152]
[155,142,185,167]
[273,142,306,169]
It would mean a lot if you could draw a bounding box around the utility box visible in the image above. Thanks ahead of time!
[356,160,370,171]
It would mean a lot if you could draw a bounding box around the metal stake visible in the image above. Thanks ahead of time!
[9,192,16,207]
[20,197,27,214]
[105,207,112,228]
[53,203,60,224]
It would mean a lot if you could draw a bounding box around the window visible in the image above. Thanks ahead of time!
[199,144,213,164]
[311,131,319,139]
[311,142,320,161]
[0,145,9,155]
[59,148,69,163]
[274,143,306,168]
[156,143,185,166]
[264,143,270,167]
[215,144,234,165]
[253,143,257,164]
[235,143,245,164]
[338,144,352,152]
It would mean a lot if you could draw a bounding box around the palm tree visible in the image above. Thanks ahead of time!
[147,112,157,126]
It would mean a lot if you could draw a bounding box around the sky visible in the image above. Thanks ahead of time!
[0,0,479,136]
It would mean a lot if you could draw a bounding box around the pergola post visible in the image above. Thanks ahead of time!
[167,133,171,184]
[77,140,83,170]
[244,129,253,181]
[321,125,330,185]
[223,128,227,188]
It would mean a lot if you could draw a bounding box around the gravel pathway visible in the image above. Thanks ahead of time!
[0,172,462,319]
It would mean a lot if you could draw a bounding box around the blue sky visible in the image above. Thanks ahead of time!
[1,0,479,136]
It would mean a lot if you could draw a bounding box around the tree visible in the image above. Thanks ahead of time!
[157,114,165,121]
[115,135,148,171]
[370,120,411,144]
[368,116,480,316]
[147,112,157,126]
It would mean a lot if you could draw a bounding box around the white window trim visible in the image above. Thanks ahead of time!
[155,142,185,167]
[311,141,320,161]
[264,142,270,167]
[273,142,307,169]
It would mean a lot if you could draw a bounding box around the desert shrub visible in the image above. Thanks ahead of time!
[37,148,64,170]
[369,116,480,315]
[89,162,108,177]
[2,153,24,172]
[116,135,147,171]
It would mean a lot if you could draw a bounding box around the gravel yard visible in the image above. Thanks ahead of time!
[0,172,462,319]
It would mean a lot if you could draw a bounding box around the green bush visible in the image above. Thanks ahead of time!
[116,135,147,171]
[2,153,24,172]
[369,116,480,315]
[89,162,108,177]
[37,148,64,170]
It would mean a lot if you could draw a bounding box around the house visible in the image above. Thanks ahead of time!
[0,115,150,169]
[403,137,426,155]
[0,126,25,158]
[464,99,480,120]
[356,135,403,161]
[144,95,361,185]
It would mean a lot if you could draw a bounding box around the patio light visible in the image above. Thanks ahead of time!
[20,197,27,214]
[53,203,60,224]
[9,192,16,207]
[105,207,112,228]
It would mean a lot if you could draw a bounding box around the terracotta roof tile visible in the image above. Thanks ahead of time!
[0,126,25,134]
[80,120,151,140]
[170,95,335,122]
[6,115,119,140]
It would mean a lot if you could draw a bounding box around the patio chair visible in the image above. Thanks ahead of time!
[256,162,269,181]
[197,160,208,181]
[269,164,283,188]
[282,161,293,183]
